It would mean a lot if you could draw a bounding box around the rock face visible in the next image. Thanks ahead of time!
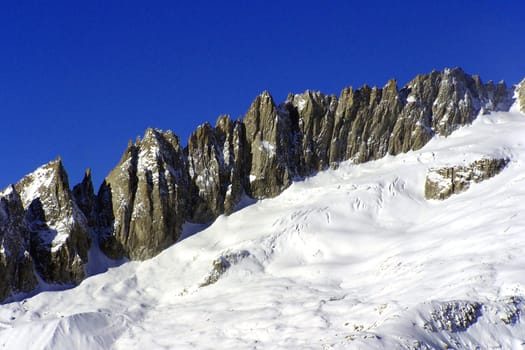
[187,116,247,222]
[288,91,338,172]
[424,158,510,200]
[96,129,190,260]
[0,68,521,300]
[72,169,97,227]
[0,158,91,301]
[243,91,299,197]
[14,158,91,284]
[518,78,525,113]
[0,186,38,300]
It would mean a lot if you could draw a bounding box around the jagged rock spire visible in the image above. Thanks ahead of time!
[96,128,189,260]
[13,158,90,285]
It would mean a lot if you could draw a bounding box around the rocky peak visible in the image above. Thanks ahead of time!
[431,67,481,135]
[187,122,224,222]
[186,116,248,221]
[288,90,337,173]
[13,158,90,284]
[72,169,97,227]
[243,91,297,198]
[98,128,189,260]
[244,91,279,143]
[382,79,400,101]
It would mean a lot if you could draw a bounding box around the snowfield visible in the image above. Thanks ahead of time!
[2,107,525,349]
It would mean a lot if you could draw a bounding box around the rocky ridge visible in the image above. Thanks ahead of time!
[0,68,521,301]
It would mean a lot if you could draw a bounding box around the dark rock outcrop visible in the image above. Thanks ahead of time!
[187,116,248,222]
[424,300,481,332]
[72,169,97,227]
[287,90,338,172]
[96,129,190,260]
[243,91,298,197]
[424,158,510,200]
[0,186,38,300]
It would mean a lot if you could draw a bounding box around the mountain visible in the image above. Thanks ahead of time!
[1,86,525,348]
[0,68,523,312]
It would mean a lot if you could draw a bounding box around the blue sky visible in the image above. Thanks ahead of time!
[1,1,524,190]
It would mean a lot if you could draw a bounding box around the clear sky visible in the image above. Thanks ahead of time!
[1,1,524,190]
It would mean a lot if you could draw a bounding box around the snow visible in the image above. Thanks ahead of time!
[259,140,276,156]
[0,185,13,198]
[17,166,54,209]
[137,145,160,183]
[2,107,525,348]
[295,95,307,111]
[406,95,416,103]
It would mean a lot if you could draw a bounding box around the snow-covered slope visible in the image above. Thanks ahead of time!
[2,107,525,348]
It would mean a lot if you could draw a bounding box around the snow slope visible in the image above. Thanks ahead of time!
[2,107,525,348]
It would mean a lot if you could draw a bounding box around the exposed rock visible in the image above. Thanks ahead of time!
[216,116,249,215]
[423,300,481,332]
[424,158,509,200]
[72,169,97,227]
[346,80,403,162]
[390,69,513,155]
[14,158,90,284]
[288,91,337,173]
[518,78,525,113]
[498,296,523,325]
[186,116,248,222]
[98,129,190,260]
[187,123,223,222]
[243,91,297,198]
[199,250,250,287]
[0,186,38,300]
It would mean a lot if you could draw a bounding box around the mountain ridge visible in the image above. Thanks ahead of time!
[0,67,523,301]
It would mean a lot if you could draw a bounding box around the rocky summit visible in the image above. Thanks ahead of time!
[0,67,521,301]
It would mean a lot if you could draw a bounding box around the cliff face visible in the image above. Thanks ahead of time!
[0,158,91,299]
[94,129,190,260]
[425,158,510,200]
[0,186,38,300]
[187,116,247,222]
[15,159,91,285]
[0,68,520,301]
